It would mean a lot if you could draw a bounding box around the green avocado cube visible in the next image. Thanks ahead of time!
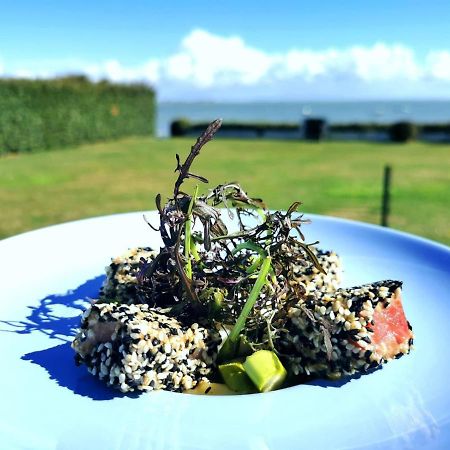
[243,350,287,393]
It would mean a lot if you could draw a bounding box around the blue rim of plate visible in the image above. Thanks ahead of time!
[0,212,449,450]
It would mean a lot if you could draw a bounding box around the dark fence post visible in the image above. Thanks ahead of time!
[303,118,327,141]
[381,165,392,227]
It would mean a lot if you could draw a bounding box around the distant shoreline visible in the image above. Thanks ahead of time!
[157,100,450,137]
[158,99,450,104]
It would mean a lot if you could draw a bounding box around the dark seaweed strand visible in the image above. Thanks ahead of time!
[173,118,223,199]
[137,120,325,350]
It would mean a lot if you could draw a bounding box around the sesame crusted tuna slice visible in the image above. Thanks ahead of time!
[292,249,342,295]
[99,247,157,304]
[72,303,221,393]
[278,280,413,379]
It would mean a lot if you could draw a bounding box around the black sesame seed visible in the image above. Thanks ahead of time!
[122,335,132,344]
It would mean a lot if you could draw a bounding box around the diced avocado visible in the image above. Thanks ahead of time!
[219,361,257,393]
[243,350,287,393]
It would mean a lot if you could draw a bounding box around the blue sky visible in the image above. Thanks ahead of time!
[1,0,450,100]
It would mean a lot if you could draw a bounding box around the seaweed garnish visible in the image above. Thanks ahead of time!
[138,119,324,353]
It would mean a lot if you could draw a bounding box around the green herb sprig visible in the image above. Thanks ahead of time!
[138,119,325,361]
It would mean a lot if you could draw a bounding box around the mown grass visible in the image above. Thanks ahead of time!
[0,137,449,245]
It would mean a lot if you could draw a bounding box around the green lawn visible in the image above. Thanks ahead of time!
[0,137,449,245]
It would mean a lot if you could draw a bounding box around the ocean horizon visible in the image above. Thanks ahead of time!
[157,100,450,137]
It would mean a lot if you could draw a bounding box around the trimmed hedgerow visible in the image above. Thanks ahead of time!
[0,76,155,154]
[170,119,300,138]
[170,119,450,142]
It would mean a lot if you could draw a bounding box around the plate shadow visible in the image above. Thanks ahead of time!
[305,366,381,388]
[3,275,133,400]
[0,275,105,341]
[22,342,136,400]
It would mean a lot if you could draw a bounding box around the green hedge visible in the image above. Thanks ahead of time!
[171,119,450,142]
[330,123,391,133]
[170,119,300,138]
[0,76,155,154]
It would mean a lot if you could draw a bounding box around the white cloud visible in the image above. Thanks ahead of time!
[165,29,275,86]
[80,59,160,84]
[2,29,450,99]
[348,44,421,81]
[13,69,34,78]
[158,32,424,86]
[280,49,338,80]
[426,51,450,81]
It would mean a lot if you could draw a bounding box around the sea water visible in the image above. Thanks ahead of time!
[157,101,450,137]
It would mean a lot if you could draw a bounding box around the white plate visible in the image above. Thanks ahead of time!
[1,212,449,450]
